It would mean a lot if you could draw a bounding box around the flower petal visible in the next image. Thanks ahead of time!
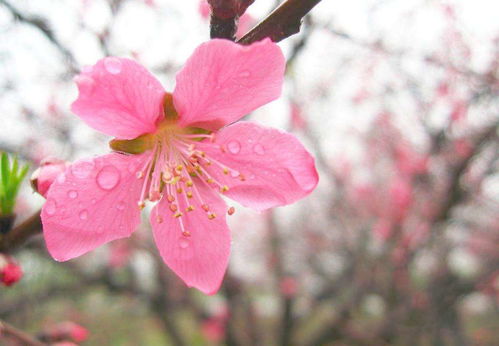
[71,57,165,139]
[150,180,230,295]
[41,152,151,261]
[197,122,318,211]
[173,39,285,130]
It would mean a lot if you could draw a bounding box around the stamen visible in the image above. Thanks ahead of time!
[228,207,235,215]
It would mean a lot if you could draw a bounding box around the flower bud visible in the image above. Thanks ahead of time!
[0,255,23,286]
[31,157,68,198]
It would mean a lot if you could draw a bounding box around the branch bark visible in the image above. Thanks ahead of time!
[0,320,47,346]
[238,0,322,45]
[0,210,42,252]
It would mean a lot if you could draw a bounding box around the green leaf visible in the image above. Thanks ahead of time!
[0,152,29,216]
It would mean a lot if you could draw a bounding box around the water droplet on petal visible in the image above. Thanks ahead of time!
[79,209,88,220]
[67,190,78,199]
[116,201,125,210]
[104,57,122,74]
[56,173,66,184]
[253,144,265,155]
[179,238,190,249]
[227,140,241,154]
[239,70,250,77]
[96,165,120,191]
[74,75,95,93]
[45,199,57,215]
[71,159,95,179]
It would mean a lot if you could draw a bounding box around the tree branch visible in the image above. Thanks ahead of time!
[238,0,322,45]
[0,320,47,346]
[209,0,255,40]
[0,210,42,252]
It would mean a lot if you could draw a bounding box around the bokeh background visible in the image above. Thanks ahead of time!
[1,0,498,345]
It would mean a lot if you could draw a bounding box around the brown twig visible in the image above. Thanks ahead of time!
[209,0,255,40]
[0,210,42,252]
[238,0,322,45]
[0,319,47,346]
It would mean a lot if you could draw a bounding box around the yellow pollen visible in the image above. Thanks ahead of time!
[223,168,229,175]
[228,207,235,215]
[206,178,214,184]
[176,165,183,172]
[186,191,193,198]
[186,180,193,187]
[220,185,229,193]
[186,205,195,212]
[208,213,217,220]
[174,212,183,218]
[138,201,145,210]
[177,187,183,193]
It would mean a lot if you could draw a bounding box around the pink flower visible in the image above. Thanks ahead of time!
[41,39,318,294]
[31,157,69,198]
[0,258,23,287]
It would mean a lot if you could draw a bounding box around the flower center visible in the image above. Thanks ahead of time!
[114,94,241,236]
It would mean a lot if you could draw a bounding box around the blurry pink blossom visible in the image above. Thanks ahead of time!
[108,239,132,268]
[41,39,318,294]
[0,256,23,287]
[290,102,306,130]
[388,177,413,221]
[31,157,68,198]
[279,276,298,297]
[372,219,393,240]
[41,321,88,344]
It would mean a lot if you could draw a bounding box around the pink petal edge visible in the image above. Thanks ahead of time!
[150,180,231,295]
[71,57,165,140]
[42,152,151,261]
[197,121,319,211]
[173,39,285,131]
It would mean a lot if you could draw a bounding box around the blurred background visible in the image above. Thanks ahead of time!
[0,0,498,345]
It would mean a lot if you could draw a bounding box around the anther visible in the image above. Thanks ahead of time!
[186,180,193,187]
[138,201,146,210]
[220,185,229,193]
[174,212,183,218]
[202,204,210,212]
[176,165,183,172]
[186,191,193,198]
[206,178,214,184]
[228,207,235,215]
[167,195,175,203]
[239,174,246,181]
[208,213,217,220]
[177,187,183,193]
[223,168,229,175]
[186,205,195,212]
[182,230,191,237]
[169,204,178,212]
